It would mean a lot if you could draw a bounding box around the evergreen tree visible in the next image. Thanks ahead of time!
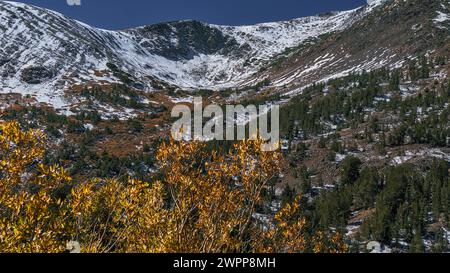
[340,156,362,185]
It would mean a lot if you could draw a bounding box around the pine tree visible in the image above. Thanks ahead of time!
[340,156,362,185]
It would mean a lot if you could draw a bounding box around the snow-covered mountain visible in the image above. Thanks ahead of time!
[0,0,449,111]
[247,0,450,94]
[0,0,384,108]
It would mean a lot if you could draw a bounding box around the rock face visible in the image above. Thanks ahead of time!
[130,20,243,61]
[0,58,9,67]
[20,66,54,84]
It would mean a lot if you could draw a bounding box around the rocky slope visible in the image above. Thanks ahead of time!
[249,0,450,96]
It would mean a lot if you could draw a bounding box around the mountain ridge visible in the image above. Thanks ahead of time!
[1,0,449,113]
[0,0,382,110]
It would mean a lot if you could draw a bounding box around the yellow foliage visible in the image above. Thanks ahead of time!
[0,121,70,252]
[0,120,347,253]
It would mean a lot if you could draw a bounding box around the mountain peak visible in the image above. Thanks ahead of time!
[367,0,388,6]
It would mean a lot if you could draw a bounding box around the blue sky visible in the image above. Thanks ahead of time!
[13,0,367,29]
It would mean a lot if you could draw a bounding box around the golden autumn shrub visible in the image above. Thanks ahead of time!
[0,120,347,253]
[0,121,72,252]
